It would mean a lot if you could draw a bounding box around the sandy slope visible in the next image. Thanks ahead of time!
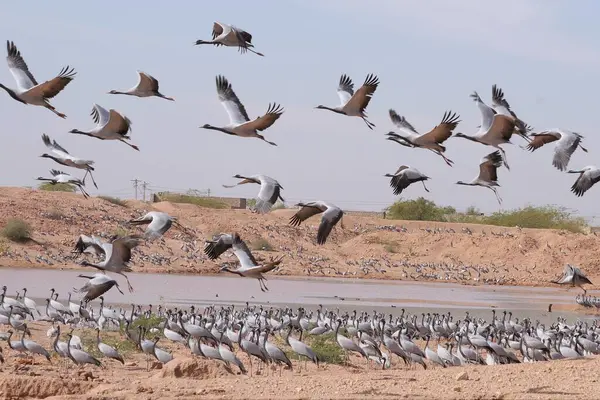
[0,187,599,288]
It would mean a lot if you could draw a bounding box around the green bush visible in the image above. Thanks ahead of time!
[1,219,32,242]
[38,182,76,192]
[385,199,586,233]
[98,196,128,207]
[385,197,456,221]
[479,206,586,233]
[157,193,229,209]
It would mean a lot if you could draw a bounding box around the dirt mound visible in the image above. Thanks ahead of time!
[0,376,92,399]
[152,357,233,379]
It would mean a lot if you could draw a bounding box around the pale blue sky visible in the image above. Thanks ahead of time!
[1,1,599,219]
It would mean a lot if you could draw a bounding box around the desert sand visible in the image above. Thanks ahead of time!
[0,187,598,287]
[0,187,599,399]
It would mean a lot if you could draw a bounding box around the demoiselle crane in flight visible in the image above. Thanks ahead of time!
[201,75,283,146]
[568,166,600,197]
[525,129,588,171]
[195,22,264,56]
[490,84,530,140]
[315,74,379,129]
[455,151,504,204]
[73,273,124,303]
[108,71,174,101]
[78,235,142,292]
[128,211,178,240]
[384,166,430,195]
[386,110,459,167]
[203,233,236,261]
[289,201,344,245]
[217,233,284,292]
[0,41,76,118]
[552,264,593,294]
[222,174,284,214]
[40,134,98,188]
[36,169,89,198]
[69,104,139,151]
[453,91,519,170]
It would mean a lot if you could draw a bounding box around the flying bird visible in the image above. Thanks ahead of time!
[201,76,283,146]
[37,169,89,198]
[218,233,283,292]
[568,166,600,197]
[73,273,124,303]
[0,41,75,118]
[129,211,177,240]
[490,85,529,140]
[384,166,430,195]
[69,104,138,151]
[223,174,284,214]
[315,74,379,129]
[552,264,592,294]
[456,151,503,204]
[195,22,264,56]
[40,134,98,188]
[108,71,174,101]
[453,91,519,170]
[73,235,108,256]
[203,233,236,261]
[386,110,459,167]
[78,235,142,292]
[524,129,588,171]
[289,201,344,245]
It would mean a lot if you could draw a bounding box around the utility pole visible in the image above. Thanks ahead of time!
[131,178,140,200]
[141,181,149,201]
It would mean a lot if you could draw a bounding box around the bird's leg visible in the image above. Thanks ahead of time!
[491,187,503,205]
[87,169,99,189]
[120,139,140,151]
[248,48,265,57]
[421,181,430,192]
[45,104,67,119]
[433,150,454,166]
[580,144,589,153]
[361,117,375,130]
[118,272,134,293]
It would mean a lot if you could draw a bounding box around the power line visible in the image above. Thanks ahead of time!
[131,179,140,200]
[141,181,149,201]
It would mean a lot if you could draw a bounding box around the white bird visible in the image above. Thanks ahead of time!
[386,110,459,167]
[201,75,283,146]
[222,174,284,214]
[552,264,593,294]
[525,129,588,171]
[218,233,284,292]
[568,166,600,197]
[195,22,264,56]
[129,211,177,240]
[37,169,89,198]
[456,151,503,204]
[453,90,522,169]
[384,166,430,195]
[108,71,174,101]
[78,235,142,292]
[73,273,124,303]
[40,133,98,188]
[0,41,75,118]
[315,74,379,129]
[69,104,139,151]
[289,201,344,245]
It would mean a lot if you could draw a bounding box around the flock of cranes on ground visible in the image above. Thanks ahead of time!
[0,288,598,375]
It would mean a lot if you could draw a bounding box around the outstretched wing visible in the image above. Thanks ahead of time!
[27,66,76,99]
[289,204,324,227]
[343,74,379,114]
[419,111,460,144]
[42,133,70,157]
[6,41,38,90]
[231,233,258,269]
[244,103,283,132]
[337,74,354,106]
[215,75,250,125]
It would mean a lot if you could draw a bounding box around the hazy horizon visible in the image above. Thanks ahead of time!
[1,1,599,222]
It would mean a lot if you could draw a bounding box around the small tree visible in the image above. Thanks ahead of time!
[1,218,32,242]
[385,197,455,221]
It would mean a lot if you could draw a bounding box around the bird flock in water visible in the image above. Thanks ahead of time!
[0,22,597,374]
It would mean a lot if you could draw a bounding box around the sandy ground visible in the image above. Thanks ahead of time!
[0,187,599,289]
[0,322,598,400]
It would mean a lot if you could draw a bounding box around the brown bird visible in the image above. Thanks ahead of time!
[315,74,379,129]
[456,151,503,204]
[386,110,460,167]
[0,41,76,118]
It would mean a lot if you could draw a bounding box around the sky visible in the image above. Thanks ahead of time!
[1,0,599,220]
